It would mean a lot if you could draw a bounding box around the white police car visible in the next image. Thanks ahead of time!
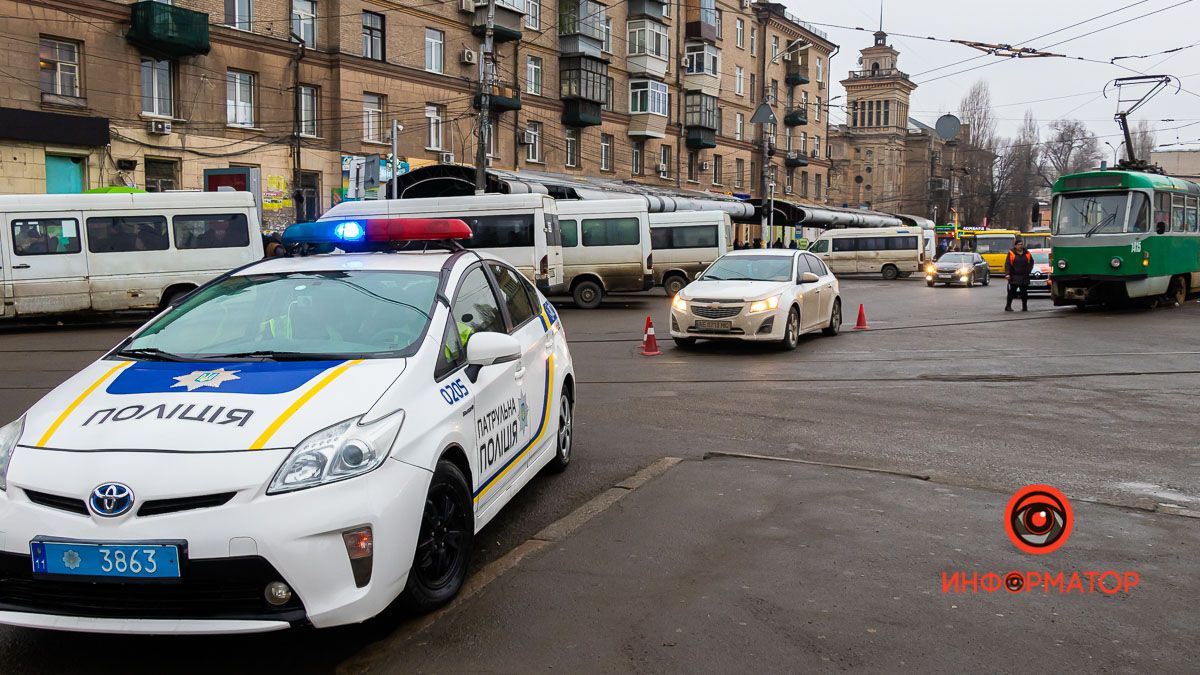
[0,217,575,633]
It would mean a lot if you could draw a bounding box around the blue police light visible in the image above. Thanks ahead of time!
[282,218,473,247]
[334,221,366,241]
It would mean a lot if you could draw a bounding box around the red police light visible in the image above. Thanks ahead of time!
[365,218,472,242]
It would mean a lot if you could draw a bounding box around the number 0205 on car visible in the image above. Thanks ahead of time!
[30,541,181,579]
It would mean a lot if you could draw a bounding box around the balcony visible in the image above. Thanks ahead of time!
[471,0,525,43]
[560,55,607,127]
[685,1,718,42]
[685,128,716,150]
[562,100,602,127]
[783,108,808,126]
[784,151,809,168]
[126,1,210,59]
[847,67,909,80]
[628,0,666,21]
[473,83,521,113]
[683,44,721,97]
[785,63,810,87]
[559,0,606,56]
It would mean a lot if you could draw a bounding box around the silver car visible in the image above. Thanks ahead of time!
[926,252,990,287]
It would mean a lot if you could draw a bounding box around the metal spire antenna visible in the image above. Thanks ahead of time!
[1104,75,1179,169]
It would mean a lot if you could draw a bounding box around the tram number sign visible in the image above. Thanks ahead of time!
[1131,240,1142,253]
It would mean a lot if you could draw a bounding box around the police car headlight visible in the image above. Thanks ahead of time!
[268,412,404,494]
[0,416,24,491]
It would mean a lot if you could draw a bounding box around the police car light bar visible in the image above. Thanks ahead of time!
[282,218,473,246]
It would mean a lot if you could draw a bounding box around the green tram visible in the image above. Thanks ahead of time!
[1050,169,1200,307]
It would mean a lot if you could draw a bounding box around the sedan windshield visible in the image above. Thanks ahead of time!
[700,255,793,282]
[937,253,971,263]
[122,271,439,360]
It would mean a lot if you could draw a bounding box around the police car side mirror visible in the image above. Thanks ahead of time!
[466,332,522,368]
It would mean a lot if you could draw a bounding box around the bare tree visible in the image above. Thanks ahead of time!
[956,80,999,227]
[1131,120,1157,162]
[1041,119,1102,185]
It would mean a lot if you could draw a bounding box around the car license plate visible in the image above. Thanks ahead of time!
[937,273,951,278]
[695,319,732,331]
[31,540,181,580]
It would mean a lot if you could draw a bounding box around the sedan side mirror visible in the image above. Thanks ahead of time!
[800,272,820,283]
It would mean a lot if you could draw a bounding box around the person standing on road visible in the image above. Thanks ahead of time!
[1004,237,1034,312]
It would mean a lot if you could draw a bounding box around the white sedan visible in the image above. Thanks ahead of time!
[669,249,842,350]
[0,218,575,634]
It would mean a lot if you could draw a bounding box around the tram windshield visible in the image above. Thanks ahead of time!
[1053,192,1150,235]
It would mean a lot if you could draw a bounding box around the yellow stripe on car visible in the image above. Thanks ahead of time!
[36,361,134,447]
[249,360,362,450]
[473,354,554,504]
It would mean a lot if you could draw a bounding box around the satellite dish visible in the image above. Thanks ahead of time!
[935,114,961,141]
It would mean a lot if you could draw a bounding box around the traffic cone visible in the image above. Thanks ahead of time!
[641,315,662,356]
[854,303,870,330]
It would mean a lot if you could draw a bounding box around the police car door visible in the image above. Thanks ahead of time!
[448,264,518,512]
[486,262,553,497]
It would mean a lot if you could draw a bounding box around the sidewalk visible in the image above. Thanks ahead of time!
[357,456,1198,672]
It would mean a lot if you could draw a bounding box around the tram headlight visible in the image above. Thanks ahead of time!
[1110,257,1122,269]
[1056,259,1067,270]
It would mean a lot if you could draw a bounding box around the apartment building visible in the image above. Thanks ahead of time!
[0,0,835,229]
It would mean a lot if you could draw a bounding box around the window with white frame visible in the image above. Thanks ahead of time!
[714,10,722,36]
[628,20,668,59]
[813,135,821,156]
[525,0,540,28]
[485,119,498,158]
[565,128,580,167]
[525,122,542,162]
[39,37,80,98]
[603,17,613,52]
[661,0,670,18]
[225,0,253,30]
[632,141,644,174]
[785,169,793,194]
[526,56,543,95]
[660,144,671,176]
[425,104,443,149]
[735,18,744,48]
[816,56,823,82]
[687,151,697,182]
[363,93,384,142]
[771,35,779,59]
[225,70,255,127]
[734,66,744,95]
[424,28,444,73]
[750,27,756,55]
[602,75,614,111]
[629,79,668,116]
[735,112,744,140]
[140,58,172,117]
[685,43,719,76]
[800,131,808,152]
[292,0,316,48]
[298,84,317,136]
[600,134,613,171]
[735,158,744,187]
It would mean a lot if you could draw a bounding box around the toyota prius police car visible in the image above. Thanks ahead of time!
[0,217,575,633]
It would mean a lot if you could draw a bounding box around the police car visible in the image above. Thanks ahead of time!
[0,218,575,633]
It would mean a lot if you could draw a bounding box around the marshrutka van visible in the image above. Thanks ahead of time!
[555,199,654,308]
[648,210,731,295]
[0,192,263,319]
[807,227,927,280]
[322,194,565,295]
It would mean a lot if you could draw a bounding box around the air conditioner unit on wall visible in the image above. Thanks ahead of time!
[461,49,476,65]
[741,0,751,8]
[656,163,668,173]
[782,52,791,61]
[147,120,172,135]
[439,152,455,164]
[521,130,537,145]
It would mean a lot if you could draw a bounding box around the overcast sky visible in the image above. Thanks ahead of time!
[784,0,1200,154]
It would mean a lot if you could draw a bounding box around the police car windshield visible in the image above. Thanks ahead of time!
[701,255,793,282]
[123,271,439,360]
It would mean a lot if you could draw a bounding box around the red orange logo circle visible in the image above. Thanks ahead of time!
[1005,484,1073,554]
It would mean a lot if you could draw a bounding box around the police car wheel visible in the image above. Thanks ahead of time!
[402,459,473,613]
[548,392,573,472]
[780,307,800,351]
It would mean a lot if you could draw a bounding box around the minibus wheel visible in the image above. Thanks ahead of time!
[663,274,687,297]
[572,280,603,309]
[881,265,899,281]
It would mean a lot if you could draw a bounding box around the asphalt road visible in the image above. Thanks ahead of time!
[0,277,1197,672]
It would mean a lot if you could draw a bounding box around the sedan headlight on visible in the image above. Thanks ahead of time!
[0,416,24,491]
[749,295,781,313]
[958,267,971,275]
[671,294,688,312]
[268,412,404,494]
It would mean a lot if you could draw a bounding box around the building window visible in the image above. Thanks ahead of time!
[771,79,779,104]
[39,37,80,98]
[750,27,756,55]
[659,144,671,176]
[661,0,670,18]
[815,174,822,199]
[226,70,255,127]
[632,141,644,174]
[735,66,744,95]
[426,104,444,149]
[801,170,809,197]
[602,76,614,111]
[713,154,723,184]
[292,0,316,47]
[714,10,722,35]
[525,0,540,28]
[749,74,756,103]
[785,130,792,152]
[882,99,889,126]
[816,96,822,122]
[526,56,543,95]
[225,0,253,30]
[363,93,384,142]
[561,55,606,101]
[685,43,719,76]
[784,169,793,194]
[687,151,698,182]
[800,131,808,152]
[144,159,179,193]
[139,58,172,117]
[628,19,669,59]
[484,119,498,158]
[362,12,384,60]
[735,158,744,188]
[525,122,542,162]
[425,28,444,73]
[629,79,669,116]
[603,16,613,52]
[600,133,613,171]
[684,92,718,129]
[565,128,580,167]
[735,18,744,48]
[816,56,824,83]
[814,135,821,157]
[735,112,744,141]
[716,107,723,136]
[771,35,779,60]
[298,84,317,136]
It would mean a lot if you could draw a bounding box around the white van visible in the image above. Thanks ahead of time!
[323,194,565,295]
[555,199,653,308]
[807,227,926,280]
[648,210,731,295]
[0,192,263,319]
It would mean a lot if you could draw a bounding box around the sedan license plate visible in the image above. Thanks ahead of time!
[31,540,181,580]
[695,319,732,331]
[937,273,952,279]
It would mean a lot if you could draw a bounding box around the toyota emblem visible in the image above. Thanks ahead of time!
[89,483,134,517]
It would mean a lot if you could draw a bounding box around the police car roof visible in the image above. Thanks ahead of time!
[235,250,490,276]
[723,249,797,258]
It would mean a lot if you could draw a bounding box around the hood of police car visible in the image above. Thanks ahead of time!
[683,279,792,302]
[19,358,406,452]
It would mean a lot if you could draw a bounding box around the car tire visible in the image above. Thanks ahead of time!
[780,306,801,351]
[822,299,841,336]
[546,391,573,473]
[982,271,990,286]
[926,281,935,287]
[572,280,603,309]
[673,337,697,348]
[881,265,899,281]
[663,275,687,297]
[965,275,974,288]
[401,459,474,613]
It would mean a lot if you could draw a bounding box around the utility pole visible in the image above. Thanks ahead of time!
[389,119,399,199]
[751,90,777,247]
[289,32,306,223]
[474,0,497,195]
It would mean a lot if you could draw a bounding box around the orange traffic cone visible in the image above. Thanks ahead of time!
[854,303,870,330]
[641,315,663,356]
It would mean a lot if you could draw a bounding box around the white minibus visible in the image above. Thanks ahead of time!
[807,227,926,280]
[648,210,731,295]
[323,194,565,295]
[555,199,654,308]
[0,192,263,319]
